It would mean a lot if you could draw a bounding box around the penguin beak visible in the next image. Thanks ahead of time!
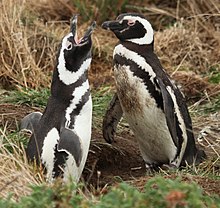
[70,15,78,44]
[80,21,96,44]
[101,20,121,31]
[70,15,96,46]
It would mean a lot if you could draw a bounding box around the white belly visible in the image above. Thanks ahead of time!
[114,65,177,164]
[41,97,92,183]
[64,96,92,182]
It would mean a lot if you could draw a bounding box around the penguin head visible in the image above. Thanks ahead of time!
[58,15,96,73]
[102,13,153,45]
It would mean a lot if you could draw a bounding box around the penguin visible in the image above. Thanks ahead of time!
[20,16,96,182]
[101,13,205,171]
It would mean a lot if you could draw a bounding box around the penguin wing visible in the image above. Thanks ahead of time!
[102,93,123,143]
[58,128,82,167]
[157,78,179,148]
[20,112,42,133]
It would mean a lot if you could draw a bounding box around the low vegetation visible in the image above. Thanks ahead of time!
[0,176,219,208]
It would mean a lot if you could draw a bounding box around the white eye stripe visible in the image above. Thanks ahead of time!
[122,15,154,45]
[66,40,73,50]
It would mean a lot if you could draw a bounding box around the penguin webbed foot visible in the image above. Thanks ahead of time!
[145,162,177,173]
[160,163,177,171]
[145,163,160,172]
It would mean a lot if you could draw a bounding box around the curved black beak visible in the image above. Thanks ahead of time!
[101,20,121,31]
[79,21,96,44]
[83,21,96,39]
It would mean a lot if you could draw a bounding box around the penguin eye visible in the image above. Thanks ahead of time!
[127,20,135,26]
[66,41,73,50]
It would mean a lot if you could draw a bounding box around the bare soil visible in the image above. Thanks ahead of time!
[0,103,219,196]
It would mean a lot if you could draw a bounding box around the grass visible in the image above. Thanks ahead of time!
[0,176,219,207]
[199,96,220,114]
[72,0,129,23]
[208,66,220,84]
[2,88,50,107]
[0,129,43,201]
[1,86,114,129]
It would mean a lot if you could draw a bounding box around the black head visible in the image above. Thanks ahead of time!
[56,15,96,85]
[101,13,154,45]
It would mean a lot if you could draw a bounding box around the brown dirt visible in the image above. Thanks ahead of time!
[0,103,219,196]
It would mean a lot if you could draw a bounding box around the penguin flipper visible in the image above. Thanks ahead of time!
[58,128,82,167]
[20,112,42,133]
[102,93,123,143]
[157,78,179,148]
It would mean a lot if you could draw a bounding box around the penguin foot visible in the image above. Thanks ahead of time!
[145,163,160,172]
[160,163,177,171]
[145,162,177,172]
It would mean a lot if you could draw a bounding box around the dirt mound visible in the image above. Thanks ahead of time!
[83,130,146,188]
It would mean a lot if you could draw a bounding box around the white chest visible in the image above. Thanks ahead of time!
[114,65,177,164]
[41,81,92,182]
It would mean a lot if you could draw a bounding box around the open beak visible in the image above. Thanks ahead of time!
[80,21,96,43]
[70,15,96,45]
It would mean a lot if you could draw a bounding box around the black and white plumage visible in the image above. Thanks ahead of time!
[102,13,205,170]
[20,16,96,182]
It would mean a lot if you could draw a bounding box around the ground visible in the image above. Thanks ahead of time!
[1,103,219,197]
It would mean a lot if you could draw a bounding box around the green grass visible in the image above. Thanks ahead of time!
[0,129,29,152]
[1,86,114,131]
[91,86,114,129]
[92,86,113,117]
[2,86,113,112]
[2,88,50,107]
[0,177,219,208]
[194,95,220,114]
[208,66,220,84]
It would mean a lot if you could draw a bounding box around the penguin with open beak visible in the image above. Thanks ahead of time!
[20,16,96,182]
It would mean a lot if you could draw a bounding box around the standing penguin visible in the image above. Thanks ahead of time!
[20,16,96,182]
[101,13,205,170]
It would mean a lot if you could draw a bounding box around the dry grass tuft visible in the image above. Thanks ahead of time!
[154,18,220,73]
[193,112,220,157]
[149,0,220,73]
[27,0,76,22]
[171,71,220,101]
[0,0,46,89]
[0,0,71,89]
[0,128,44,201]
